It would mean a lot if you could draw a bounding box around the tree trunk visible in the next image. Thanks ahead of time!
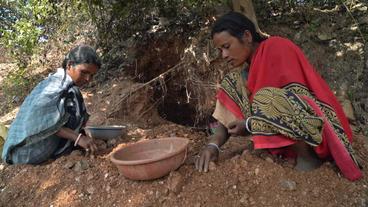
[231,0,268,37]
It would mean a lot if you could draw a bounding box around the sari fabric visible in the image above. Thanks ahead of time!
[215,37,362,181]
[2,68,88,164]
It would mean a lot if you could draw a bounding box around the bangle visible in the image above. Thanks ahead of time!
[245,117,251,133]
[74,133,83,147]
[207,143,221,153]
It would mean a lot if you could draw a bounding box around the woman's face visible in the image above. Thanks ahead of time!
[213,31,253,67]
[67,63,98,86]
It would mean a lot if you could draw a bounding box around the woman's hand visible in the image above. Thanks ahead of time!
[227,120,248,136]
[77,135,98,154]
[195,144,219,173]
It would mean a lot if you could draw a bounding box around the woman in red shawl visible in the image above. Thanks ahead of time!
[195,12,362,181]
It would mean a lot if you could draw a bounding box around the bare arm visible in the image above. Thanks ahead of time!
[195,123,230,172]
[55,127,98,153]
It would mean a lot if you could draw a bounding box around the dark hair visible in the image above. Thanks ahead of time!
[211,11,265,43]
[62,45,101,70]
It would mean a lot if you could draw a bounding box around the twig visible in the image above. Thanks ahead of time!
[128,62,184,96]
[341,0,366,44]
[109,62,185,116]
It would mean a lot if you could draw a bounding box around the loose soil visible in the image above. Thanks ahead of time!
[0,121,367,207]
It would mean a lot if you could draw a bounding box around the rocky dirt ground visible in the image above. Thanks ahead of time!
[0,121,367,207]
[1,2,368,207]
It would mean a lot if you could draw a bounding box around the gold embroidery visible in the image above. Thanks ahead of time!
[220,70,251,118]
[251,87,323,146]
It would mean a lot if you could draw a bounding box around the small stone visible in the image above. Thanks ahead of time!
[86,186,95,194]
[87,174,94,181]
[341,99,356,121]
[254,168,259,176]
[155,191,161,199]
[73,160,89,172]
[71,190,77,195]
[317,32,334,41]
[357,6,367,12]
[280,179,297,191]
[75,176,81,182]
[167,171,185,194]
[70,150,83,157]
[106,185,111,192]
[0,164,5,171]
[208,161,217,171]
[97,140,107,150]
[63,161,75,169]
[240,159,248,167]
[241,150,252,161]
[163,188,169,196]
[107,139,117,148]
[249,197,256,205]
[265,157,274,163]
[231,155,241,162]
[240,194,249,204]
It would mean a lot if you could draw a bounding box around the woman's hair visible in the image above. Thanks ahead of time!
[62,45,101,70]
[211,11,265,43]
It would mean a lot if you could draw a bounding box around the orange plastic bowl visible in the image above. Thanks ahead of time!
[110,137,189,180]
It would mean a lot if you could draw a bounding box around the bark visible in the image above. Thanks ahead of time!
[231,0,268,37]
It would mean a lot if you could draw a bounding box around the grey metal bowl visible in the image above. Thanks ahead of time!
[84,125,127,140]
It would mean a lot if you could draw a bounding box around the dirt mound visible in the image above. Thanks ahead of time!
[0,123,367,207]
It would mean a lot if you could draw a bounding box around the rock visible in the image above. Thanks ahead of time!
[317,32,334,41]
[357,6,367,12]
[96,140,107,150]
[0,164,5,171]
[75,176,81,182]
[294,31,303,41]
[312,188,320,197]
[249,197,256,205]
[86,186,95,194]
[231,155,241,162]
[70,150,83,157]
[240,159,248,167]
[63,161,75,169]
[106,185,111,192]
[279,179,297,191]
[265,157,274,163]
[73,160,90,172]
[87,174,94,181]
[167,171,185,194]
[107,139,117,148]
[254,168,259,176]
[155,191,161,199]
[240,194,249,204]
[341,99,356,121]
[208,161,217,171]
[163,188,169,196]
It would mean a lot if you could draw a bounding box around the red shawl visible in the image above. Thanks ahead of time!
[216,37,362,181]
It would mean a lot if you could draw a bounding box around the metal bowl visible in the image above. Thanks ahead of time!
[84,125,127,140]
